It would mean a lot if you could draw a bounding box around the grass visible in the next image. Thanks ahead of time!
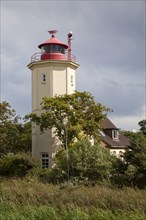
[0,176,146,219]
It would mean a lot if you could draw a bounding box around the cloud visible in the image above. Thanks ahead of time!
[110,113,145,131]
[1,1,145,130]
[77,72,145,115]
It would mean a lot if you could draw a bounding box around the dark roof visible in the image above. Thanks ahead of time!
[101,133,130,148]
[102,117,118,129]
[100,118,131,148]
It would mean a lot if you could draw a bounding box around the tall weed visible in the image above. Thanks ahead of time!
[0,177,146,219]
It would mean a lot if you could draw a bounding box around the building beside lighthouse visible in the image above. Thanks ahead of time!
[28,30,79,168]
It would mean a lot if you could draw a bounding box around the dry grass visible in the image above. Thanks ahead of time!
[0,177,146,219]
[0,176,146,213]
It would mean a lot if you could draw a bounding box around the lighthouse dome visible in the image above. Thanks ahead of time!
[38,30,68,61]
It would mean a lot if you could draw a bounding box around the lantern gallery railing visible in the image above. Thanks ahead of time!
[31,51,76,62]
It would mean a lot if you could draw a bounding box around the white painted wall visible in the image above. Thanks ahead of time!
[110,148,126,158]
[28,60,79,167]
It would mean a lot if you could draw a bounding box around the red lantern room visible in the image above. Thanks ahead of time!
[38,30,68,61]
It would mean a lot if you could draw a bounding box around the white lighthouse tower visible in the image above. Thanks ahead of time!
[28,30,79,168]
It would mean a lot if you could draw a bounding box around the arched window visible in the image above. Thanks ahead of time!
[119,151,123,156]
[112,150,116,156]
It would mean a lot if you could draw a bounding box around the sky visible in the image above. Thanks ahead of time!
[1,0,146,131]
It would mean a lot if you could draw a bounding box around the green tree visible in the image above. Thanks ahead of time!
[48,139,116,184]
[27,91,111,149]
[124,131,146,188]
[138,119,146,135]
[13,121,31,153]
[0,101,20,155]
[112,130,146,188]
[0,153,39,177]
[0,101,31,156]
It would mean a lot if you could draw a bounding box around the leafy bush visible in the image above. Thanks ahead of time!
[0,102,31,156]
[112,131,146,189]
[53,139,116,184]
[38,167,67,184]
[0,153,39,177]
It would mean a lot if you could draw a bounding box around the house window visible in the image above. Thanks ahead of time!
[42,74,46,83]
[112,130,119,140]
[41,153,49,168]
[112,151,116,156]
[119,151,124,157]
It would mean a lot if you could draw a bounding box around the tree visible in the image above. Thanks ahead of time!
[45,139,116,184]
[112,130,146,188]
[138,119,146,135]
[0,101,31,156]
[124,131,146,188]
[68,140,115,181]
[0,101,20,155]
[0,153,39,177]
[27,91,111,149]
[13,121,31,153]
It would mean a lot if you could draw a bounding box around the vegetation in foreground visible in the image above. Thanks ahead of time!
[0,177,146,220]
[0,98,146,219]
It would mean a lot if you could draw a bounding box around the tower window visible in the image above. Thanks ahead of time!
[43,44,65,54]
[71,75,73,86]
[42,74,46,83]
[41,153,49,168]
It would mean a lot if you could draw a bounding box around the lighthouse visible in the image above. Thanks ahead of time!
[28,30,79,168]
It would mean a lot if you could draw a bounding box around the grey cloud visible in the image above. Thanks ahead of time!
[87,79,144,116]
[1,1,145,130]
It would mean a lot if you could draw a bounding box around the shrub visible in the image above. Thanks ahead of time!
[54,139,116,184]
[38,167,67,184]
[0,153,39,177]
